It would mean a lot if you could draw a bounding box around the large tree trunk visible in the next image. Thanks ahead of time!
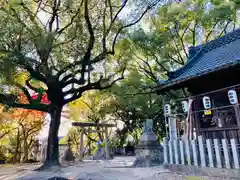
[39,105,62,170]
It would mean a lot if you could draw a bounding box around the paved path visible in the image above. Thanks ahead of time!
[0,157,238,180]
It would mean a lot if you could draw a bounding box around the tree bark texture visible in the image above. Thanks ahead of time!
[40,105,62,169]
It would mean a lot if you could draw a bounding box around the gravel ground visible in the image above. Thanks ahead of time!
[0,157,239,180]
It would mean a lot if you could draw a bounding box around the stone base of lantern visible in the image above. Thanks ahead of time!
[133,132,164,167]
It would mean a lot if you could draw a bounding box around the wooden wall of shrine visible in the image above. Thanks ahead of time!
[185,86,240,141]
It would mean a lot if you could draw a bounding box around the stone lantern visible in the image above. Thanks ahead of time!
[133,119,163,167]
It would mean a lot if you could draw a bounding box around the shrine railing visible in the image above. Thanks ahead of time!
[163,136,240,169]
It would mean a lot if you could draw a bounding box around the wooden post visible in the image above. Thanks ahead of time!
[222,139,231,169]
[169,140,174,164]
[104,126,110,159]
[206,139,214,167]
[163,137,168,163]
[191,139,198,166]
[179,140,185,165]
[233,105,240,126]
[230,139,240,169]
[233,105,240,139]
[79,128,84,159]
[185,140,192,165]
[173,140,179,164]
[213,139,222,168]
[198,136,206,167]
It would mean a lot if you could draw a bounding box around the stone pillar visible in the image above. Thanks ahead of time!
[206,139,214,168]
[191,139,198,166]
[179,140,185,164]
[133,119,163,167]
[163,137,168,163]
[198,136,206,167]
[169,116,177,140]
[222,139,231,169]
[230,139,240,169]
[214,139,222,168]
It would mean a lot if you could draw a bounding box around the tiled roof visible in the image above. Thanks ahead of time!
[159,28,240,87]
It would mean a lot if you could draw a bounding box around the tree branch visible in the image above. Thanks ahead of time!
[14,83,32,103]
[0,49,47,83]
[134,53,158,82]
[64,66,126,104]
[26,79,39,93]
[56,8,80,35]
[105,0,128,37]
[48,0,60,32]
[102,0,107,52]
[205,20,220,42]
[191,21,197,46]
[107,0,113,21]
[218,20,231,37]
[58,1,155,78]
[175,23,189,58]
[171,38,185,64]
[111,5,152,55]
[0,127,18,140]
[83,0,95,62]
[0,94,48,112]
[19,2,45,28]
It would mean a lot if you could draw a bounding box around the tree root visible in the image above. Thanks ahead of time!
[35,161,62,171]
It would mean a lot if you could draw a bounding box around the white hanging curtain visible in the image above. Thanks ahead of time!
[183,99,193,140]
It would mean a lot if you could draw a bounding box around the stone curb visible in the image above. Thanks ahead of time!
[163,164,240,179]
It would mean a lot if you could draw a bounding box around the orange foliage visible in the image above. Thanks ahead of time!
[12,93,46,120]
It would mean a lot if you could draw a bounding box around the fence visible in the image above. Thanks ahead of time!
[110,147,125,155]
[163,136,240,169]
